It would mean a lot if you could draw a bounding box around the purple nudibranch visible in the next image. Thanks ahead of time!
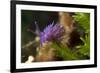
[40,23,64,45]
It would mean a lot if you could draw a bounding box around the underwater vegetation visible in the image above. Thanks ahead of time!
[21,10,90,63]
